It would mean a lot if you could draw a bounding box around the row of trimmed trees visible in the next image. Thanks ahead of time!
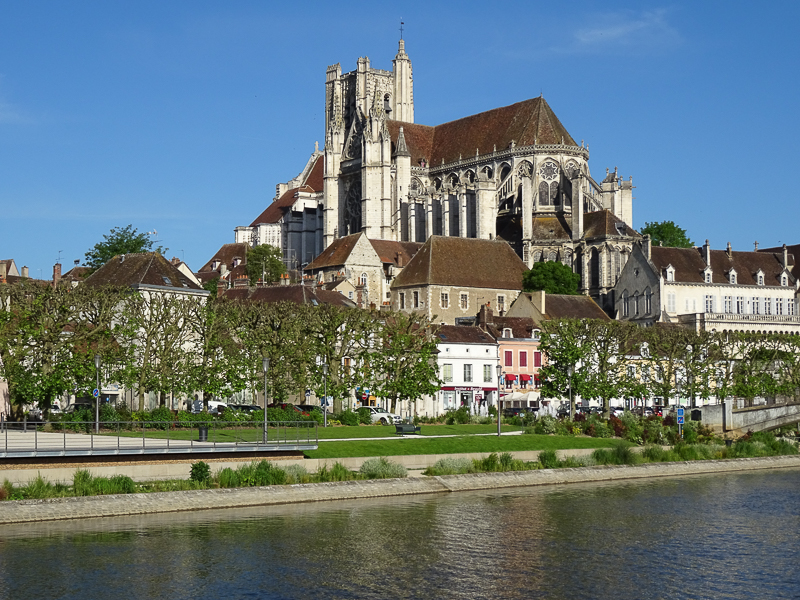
[0,282,441,418]
[538,319,800,413]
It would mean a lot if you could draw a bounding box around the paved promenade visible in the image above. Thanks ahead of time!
[1,454,798,525]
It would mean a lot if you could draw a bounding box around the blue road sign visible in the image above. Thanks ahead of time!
[677,407,685,418]
[92,388,99,398]
[677,415,684,425]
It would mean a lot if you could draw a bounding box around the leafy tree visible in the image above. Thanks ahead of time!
[580,320,640,414]
[642,325,693,407]
[202,277,220,299]
[370,312,442,414]
[85,225,163,272]
[246,245,286,286]
[640,221,694,248]
[306,305,379,413]
[538,319,590,418]
[0,282,128,418]
[522,261,580,295]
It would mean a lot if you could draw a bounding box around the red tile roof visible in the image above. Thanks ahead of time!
[437,324,496,344]
[220,284,357,307]
[305,154,324,192]
[368,239,423,267]
[386,97,577,166]
[83,253,204,291]
[304,234,362,270]
[583,210,640,239]
[392,236,528,290]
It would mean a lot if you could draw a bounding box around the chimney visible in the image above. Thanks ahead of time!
[726,242,732,259]
[53,263,62,287]
[478,303,493,326]
[531,290,545,316]
[642,235,651,261]
[170,257,181,265]
[783,244,789,269]
[703,239,711,266]
[216,278,226,295]
[220,264,228,277]
[21,266,29,278]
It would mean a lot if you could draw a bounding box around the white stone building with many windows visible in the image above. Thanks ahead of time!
[615,237,800,333]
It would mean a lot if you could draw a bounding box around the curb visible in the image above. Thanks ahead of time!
[1,454,799,525]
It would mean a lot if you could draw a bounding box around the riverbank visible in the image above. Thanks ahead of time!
[2,454,799,525]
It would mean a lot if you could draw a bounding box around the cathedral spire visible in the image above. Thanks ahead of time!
[394,126,411,157]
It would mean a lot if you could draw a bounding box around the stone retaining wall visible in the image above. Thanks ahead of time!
[1,455,799,525]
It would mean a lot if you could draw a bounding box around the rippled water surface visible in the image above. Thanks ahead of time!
[1,469,799,599]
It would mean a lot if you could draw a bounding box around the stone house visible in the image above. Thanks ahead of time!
[389,236,528,325]
[614,238,800,333]
[304,231,421,308]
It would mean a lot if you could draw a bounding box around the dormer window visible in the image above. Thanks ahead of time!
[728,270,737,285]
[757,271,765,286]
[532,329,541,341]
[503,328,513,338]
[781,273,788,286]
[704,268,713,284]
[665,266,675,282]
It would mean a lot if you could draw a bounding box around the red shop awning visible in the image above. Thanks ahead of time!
[505,374,517,381]
[519,374,532,381]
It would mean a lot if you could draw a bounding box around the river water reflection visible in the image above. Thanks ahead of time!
[1,469,799,599]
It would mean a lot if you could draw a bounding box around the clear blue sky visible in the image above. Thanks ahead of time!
[2,1,799,278]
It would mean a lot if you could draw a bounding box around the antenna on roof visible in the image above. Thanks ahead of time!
[400,19,404,39]
[56,250,62,264]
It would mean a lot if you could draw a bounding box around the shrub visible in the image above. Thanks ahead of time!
[316,462,354,482]
[73,470,94,496]
[359,457,407,479]
[282,464,311,484]
[190,461,211,484]
[445,406,471,425]
[532,414,558,435]
[336,410,360,427]
[217,467,240,488]
[538,449,559,469]
[475,453,500,472]
[357,407,372,425]
[642,444,668,462]
[642,417,666,445]
[423,457,474,476]
[609,416,626,438]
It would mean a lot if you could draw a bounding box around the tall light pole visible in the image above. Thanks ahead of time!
[94,354,101,434]
[322,362,328,428]
[496,364,503,436]
[262,356,269,444]
[567,365,574,420]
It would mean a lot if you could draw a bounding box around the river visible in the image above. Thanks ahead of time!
[1,469,798,599]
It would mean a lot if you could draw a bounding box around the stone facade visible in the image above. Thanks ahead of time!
[615,237,800,333]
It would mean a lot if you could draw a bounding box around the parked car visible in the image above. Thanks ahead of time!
[359,406,402,425]
[191,400,228,415]
[609,407,625,418]
[228,404,260,414]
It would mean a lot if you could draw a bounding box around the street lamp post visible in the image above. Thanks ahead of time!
[496,364,503,436]
[94,355,101,434]
[567,365,574,420]
[322,363,328,428]
[268,356,269,444]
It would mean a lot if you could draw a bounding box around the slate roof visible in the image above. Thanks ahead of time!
[583,210,640,239]
[650,246,793,286]
[531,215,571,241]
[386,97,577,166]
[220,284,357,307]
[391,236,528,290]
[437,325,496,345]
[83,253,205,291]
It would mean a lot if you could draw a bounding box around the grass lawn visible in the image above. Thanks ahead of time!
[305,434,620,459]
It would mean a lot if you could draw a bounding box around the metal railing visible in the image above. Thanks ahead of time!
[0,420,318,459]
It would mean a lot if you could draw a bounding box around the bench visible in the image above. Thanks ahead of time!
[395,423,421,435]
